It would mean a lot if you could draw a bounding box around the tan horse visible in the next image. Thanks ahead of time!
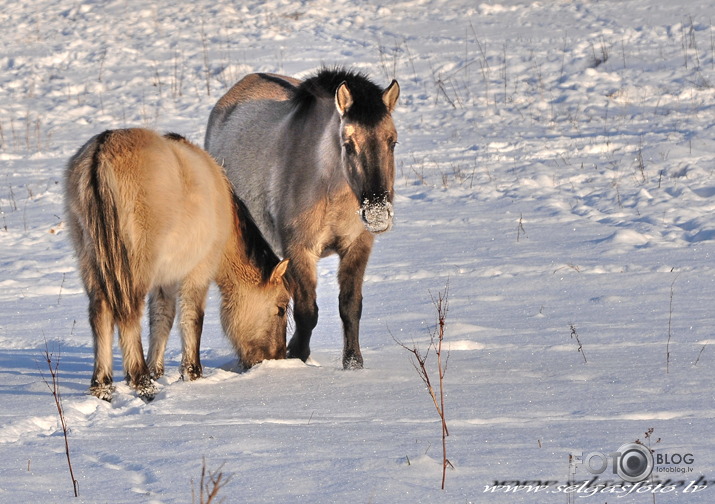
[206,67,399,369]
[65,128,290,401]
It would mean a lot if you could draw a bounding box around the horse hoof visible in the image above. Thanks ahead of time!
[286,343,310,362]
[149,365,164,380]
[180,363,203,381]
[89,383,115,402]
[138,387,157,402]
[343,356,363,370]
[134,375,158,401]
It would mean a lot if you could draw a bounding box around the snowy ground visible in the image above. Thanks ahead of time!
[2,0,715,502]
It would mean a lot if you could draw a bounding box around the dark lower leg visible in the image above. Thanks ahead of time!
[147,286,177,379]
[89,295,115,400]
[286,256,319,361]
[288,297,318,361]
[178,282,208,381]
[118,314,155,400]
[337,234,372,369]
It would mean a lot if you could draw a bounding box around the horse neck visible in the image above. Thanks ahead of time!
[216,217,264,292]
[292,103,343,183]
[215,236,259,359]
[215,217,281,355]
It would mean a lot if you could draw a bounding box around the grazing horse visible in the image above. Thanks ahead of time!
[65,128,290,401]
[205,67,399,369]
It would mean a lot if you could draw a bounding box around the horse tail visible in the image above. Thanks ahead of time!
[68,129,140,322]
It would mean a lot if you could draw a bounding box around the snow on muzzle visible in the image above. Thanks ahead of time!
[358,195,394,233]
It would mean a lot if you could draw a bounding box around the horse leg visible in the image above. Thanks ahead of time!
[286,252,319,362]
[117,301,156,400]
[178,277,210,381]
[147,285,178,379]
[337,232,374,370]
[88,292,115,401]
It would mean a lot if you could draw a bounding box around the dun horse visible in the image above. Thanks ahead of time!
[205,67,399,369]
[65,128,290,401]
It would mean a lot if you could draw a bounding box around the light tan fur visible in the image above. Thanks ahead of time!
[65,128,290,401]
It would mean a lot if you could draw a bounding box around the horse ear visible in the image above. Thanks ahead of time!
[335,82,353,117]
[382,80,400,112]
[269,258,290,285]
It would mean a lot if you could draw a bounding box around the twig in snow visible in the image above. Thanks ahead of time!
[57,272,66,305]
[38,339,79,497]
[392,281,452,490]
[666,274,680,373]
[192,457,231,504]
[569,324,587,363]
[200,21,211,97]
[517,213,526,242]
[693,344,707,367]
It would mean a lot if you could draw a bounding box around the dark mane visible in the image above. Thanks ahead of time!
[163,132,189,144]
[231,192,282,283]
[256,73,298,93]
[291,67,388,126]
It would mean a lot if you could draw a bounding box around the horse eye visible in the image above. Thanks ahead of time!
[343,141,356,155]
[389,140,398,152]
[277,306,286,317]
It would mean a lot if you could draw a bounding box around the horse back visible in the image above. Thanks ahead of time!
[205,73,300,150]
[216,73,299,109]
[137,131,234,288]
[66,129,233,312]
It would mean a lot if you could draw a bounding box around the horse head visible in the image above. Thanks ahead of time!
[336,79,400,234]
[220,258,291,369]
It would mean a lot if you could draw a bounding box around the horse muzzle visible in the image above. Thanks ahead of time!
[359,197,394,234]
